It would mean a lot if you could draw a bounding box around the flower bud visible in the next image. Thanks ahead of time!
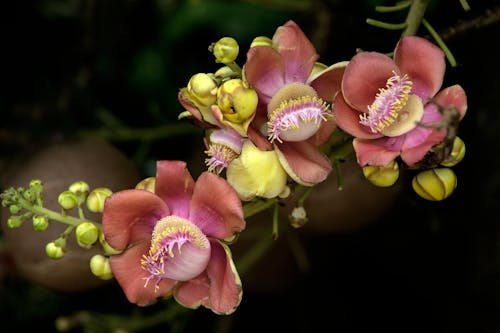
[86,187,113,213]
[212,37,239,64]
[45,241,65,260]
[58,190,77,210]
[89,254,113,280]
[289,206,308,228]
[75,222,99,249]
[69,181,90,195]
[362,160,399,187]
[32,215,49,231]
[217,79,258,124]
[186,73,218,107]
[250,36,272,48]
[7,216,23,229]
[412,167,457,201]
[440,136,466,167]
[99,231,122,255]
[135,177,156,193]
[22,188,35,202]
[9,205,21,214]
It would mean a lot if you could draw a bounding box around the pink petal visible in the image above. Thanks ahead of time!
[273,20,318,84]
[155,161,194,219]
[175,240,242,315]
[432,84,468,120]
[275,140,332,186]
[342,52,398,111]
[308,62,347,103]
[311,117,337,145]
[353,138,401,166]
[189,172,246,239]
[102,189,170,251]
[401,128,446,166]
[110,241,177,306]
[333,94,383,139]
[394,36,445,100]
[245,46,285,103]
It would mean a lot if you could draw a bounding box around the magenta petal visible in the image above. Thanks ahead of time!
[342,52,397,111]
[102,189,170,250]
[276,141,332,185]
[353,138,401,166]
[245,46,285,102]
[273,20,318,83]
[401,127,446,166]
[154,161,194,219]
[312,117,337,146]
[309,63,346,103]
[432,84,468,120]
[394,36,445,99]
[333,94,383,139]
[189,172,246,239]
[110,241,176,306]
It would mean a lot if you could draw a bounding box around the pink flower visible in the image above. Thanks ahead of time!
[244,20,346,185]
[102,160,246,314]
[333,36,467,167]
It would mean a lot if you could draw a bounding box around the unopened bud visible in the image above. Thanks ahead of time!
[58,191,77,210]
[212,37,239,64]
[69,181,90,195]
[217,79,258,124]
[45,241,65,260]
[9,205,21,214]
[412,167,457,201]
[7,216,23,229]
[362,160,399,187]
[250,36,272,48]
[89,254,113,280]
[135,177,156,193]
[22,188,35,202]
[440,136,466,167]
[86,187,113,213]
[289,206,308,228]
[32,215,49,231]
[99,231,122,255]
[75,222,99,249]
[187,73,218,107]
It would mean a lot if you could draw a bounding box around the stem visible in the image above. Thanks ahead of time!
[366,18,408,30]
[375,1,411,12]
[297,186,313,207]
[401,0,430,36]
[243,198,276,219]
[422,18,457,67]
[272,201,279,240]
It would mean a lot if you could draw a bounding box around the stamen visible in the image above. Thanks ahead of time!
[205,143,239,174]
[360,71,413,133]
[267,95,331,143]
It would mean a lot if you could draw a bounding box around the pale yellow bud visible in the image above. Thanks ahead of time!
[289,206,308,228]
[99,231,122,255]
[187,73,218,107]
[412,167,457,201]
[89,254,113,280]
[86,187,113,213]
[362,160,399,187]
[69,181,90,195]
[75,222,99,249]
[217,79,257,124]
[58,190,77,210]
[212,37,239,64]
[250,36,272,48]
[440,136,466,167]
[135,177,156,192]
[45,241,65,260]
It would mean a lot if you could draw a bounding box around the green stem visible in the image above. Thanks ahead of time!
[375,1,411,12]
[401,0,430,36]
[297,186,313,207]
[17,197,97,227]
[243,198,276,219]
[422,18,457,67]
[366,18,408,30]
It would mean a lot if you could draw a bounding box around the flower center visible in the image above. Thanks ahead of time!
[267,83,331,143]
[205,143,239,174]
[359,72,423,137]
[141,216,210,290]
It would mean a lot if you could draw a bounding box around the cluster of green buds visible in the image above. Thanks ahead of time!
[0,179,118,279]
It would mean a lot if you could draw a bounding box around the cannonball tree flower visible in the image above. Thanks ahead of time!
[102,160,246,315]
[244,20,347,186]
[333,36,468,167]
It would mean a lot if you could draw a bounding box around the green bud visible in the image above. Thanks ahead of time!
[45,241,65,260]
[9,205,21,214]
[32,215,49,231]
[89,254,113,280]
[362,160,399,187]
[58,190,77,210]
[99,231,122,255]
[7,216,23,229]
[75,222,99,249]
[22,188,36,202]
[135,177,155,193]
[212,37,239,64]
[86,187,113,213]
[412,167,457,201]
[69,181,90,195]
[250,36,273,48]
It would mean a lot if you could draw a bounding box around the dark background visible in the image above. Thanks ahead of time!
[0,0,499,332]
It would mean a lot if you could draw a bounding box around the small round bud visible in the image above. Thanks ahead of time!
[187,73,218,107]
[7,216,23,229]
[412,167,457,201]
[250,36,272,48]
[75,222,99,249]
[99,231,122,255]
[32,215,49,231]
[29,179,43,187]
[45,241,65,260]
[22,188,36,202]
[362,160,399,187]
[289,206,308,228]
[217,78,258,124]
[58,190,77,210]
[86,187,113,213]
[440,136,466,167]
[212,37,239,64]
[69,181,90,195]
[135,177,156,193]
[9,205,21,214]
[89,254,113,280]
